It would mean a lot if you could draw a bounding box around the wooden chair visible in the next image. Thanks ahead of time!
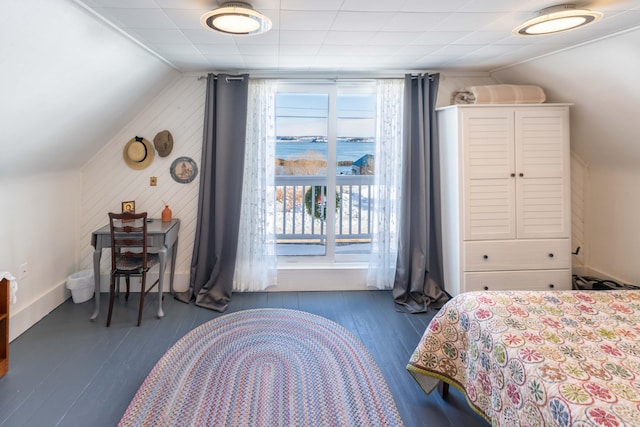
[107,212,159,327]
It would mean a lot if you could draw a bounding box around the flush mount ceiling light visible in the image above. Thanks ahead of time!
[513,4,603,36]
[201,2,272,35]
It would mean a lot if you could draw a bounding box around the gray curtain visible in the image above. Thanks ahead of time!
[175,73,249,312]
[393,73,448,313]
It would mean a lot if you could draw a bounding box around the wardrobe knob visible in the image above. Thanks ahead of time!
[510,173,516,177]
[549,284,555,289]
[519,173,524,177]
[548,253,554,258]
[483,286,489,291]
[483,255,489,260]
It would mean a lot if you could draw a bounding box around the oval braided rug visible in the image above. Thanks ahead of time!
[119,308,404,426]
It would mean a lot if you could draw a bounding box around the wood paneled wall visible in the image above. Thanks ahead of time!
[79,76,206,292]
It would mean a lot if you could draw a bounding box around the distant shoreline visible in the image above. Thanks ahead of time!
[277,136,374,143]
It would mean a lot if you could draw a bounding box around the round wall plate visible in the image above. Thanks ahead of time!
[170,156,198,184]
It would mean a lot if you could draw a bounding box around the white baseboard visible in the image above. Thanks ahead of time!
[100,270,375,293]
[9,280,70,342]
[272,267,370,291]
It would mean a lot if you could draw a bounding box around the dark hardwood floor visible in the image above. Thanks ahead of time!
[0,291,489,427]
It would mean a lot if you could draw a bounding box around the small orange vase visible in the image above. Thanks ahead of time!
[162,205,172,222]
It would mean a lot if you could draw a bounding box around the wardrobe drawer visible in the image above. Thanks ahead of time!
[465,269,571,292]
[464,239,569,271]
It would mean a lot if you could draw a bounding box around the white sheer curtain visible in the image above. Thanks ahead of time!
[233,79,278,292]
[366,79,405,289]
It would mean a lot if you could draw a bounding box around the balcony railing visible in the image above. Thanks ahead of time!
[275,175,374,254]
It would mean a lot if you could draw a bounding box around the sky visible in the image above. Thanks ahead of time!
[276,92,376,138]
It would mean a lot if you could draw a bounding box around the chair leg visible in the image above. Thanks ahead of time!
[125,276,130,301]
[107,274,116,327]
[137,274,146,327]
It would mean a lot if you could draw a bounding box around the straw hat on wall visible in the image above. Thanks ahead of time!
[123,136,155,170]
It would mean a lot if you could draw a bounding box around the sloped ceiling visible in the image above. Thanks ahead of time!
[493,27,640,170]
[0,0,178,179]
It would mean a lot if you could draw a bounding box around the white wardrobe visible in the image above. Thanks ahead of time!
[438,104,572,295]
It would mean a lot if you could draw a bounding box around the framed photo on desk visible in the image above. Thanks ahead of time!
[121,200,135,214]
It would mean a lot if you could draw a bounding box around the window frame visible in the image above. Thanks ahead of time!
[275,80,377,267]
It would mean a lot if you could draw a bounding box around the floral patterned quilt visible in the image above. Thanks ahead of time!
[407,290,640,426]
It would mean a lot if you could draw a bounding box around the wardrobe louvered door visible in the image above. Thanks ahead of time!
[515,109,570,238]
[463,109,516,240]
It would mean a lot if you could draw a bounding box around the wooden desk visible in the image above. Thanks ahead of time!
[90,219,180,321]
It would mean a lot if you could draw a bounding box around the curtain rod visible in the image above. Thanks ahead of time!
[196,72,436,81]
[197,75,246,82]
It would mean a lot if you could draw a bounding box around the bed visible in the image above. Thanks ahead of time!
[407,290,640,426]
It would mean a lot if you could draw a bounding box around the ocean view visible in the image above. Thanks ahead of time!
[276,139,375,164]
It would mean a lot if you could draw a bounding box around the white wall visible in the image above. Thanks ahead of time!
[585,166,640,281]
[492,28,640,285]
[0,172,80,340]
[79,76,205,293]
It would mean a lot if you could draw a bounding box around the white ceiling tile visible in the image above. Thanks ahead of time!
[163,9,210,30]
[460,0,537,13]
[95,8,177,29]
[234,31,281,45]
[184,29,239,45]
[323,31,377,45]
[393,44,443,56]
[435,12,503,31]
[453,31,511,45]
[382,12,451,32]
[432,44,482,56]
[280,0,343,11]
[341,0,408,12]
[195,44,241,55]
[80,0,158,7]
[368,32,423,45]
[236,44,279,55]
[331,12,389,31]
[152,0,209,8]
[317,44,400,56]
[410,31,467,45]
[279,31,328,45]
[400,0,469,13]
[278,56,316,67]
[279,11,338,31]
[279,44,322,55]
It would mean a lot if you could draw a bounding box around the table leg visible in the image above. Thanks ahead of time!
[90,248,101,320]
[169,238,178,295]
[157,247,167,318]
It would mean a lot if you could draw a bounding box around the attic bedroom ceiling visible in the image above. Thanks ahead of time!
[76,0,640,73]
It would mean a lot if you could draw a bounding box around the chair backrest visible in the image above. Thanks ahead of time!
[108,212,150,272]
